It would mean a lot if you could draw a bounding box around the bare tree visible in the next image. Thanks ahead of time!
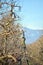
[0,0,29,65]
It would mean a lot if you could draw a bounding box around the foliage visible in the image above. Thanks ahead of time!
[0,13,25,65]
[27,36,43,65]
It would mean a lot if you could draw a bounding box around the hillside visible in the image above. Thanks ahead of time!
[26,35,43,65]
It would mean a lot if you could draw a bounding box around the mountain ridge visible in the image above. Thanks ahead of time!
[23,27,43,44]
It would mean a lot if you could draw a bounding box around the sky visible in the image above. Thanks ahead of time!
[0,0,43,30]
[20,0,43,30]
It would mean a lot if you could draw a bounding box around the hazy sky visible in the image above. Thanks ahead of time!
[20,0,43,30]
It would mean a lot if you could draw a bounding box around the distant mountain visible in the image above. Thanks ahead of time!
[23,27,43,44]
